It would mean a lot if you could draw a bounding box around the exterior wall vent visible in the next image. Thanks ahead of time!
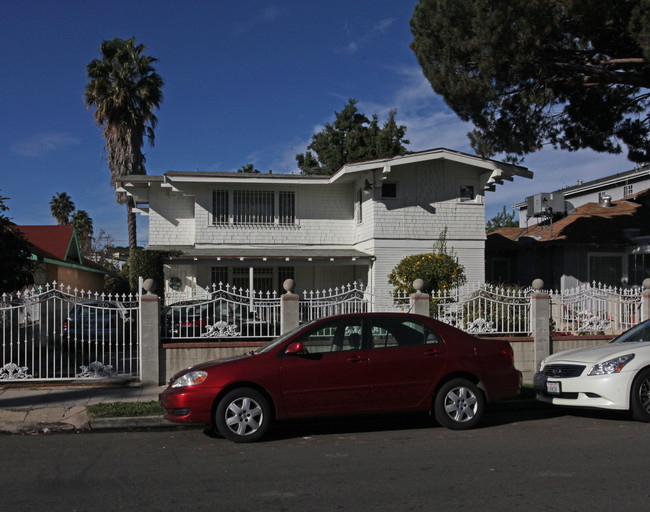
[599,194,612,207]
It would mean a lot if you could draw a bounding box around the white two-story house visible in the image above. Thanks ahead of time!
[117,148,531,300]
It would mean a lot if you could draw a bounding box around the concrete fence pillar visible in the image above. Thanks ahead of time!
[642,279,650,322]
[280,279,300,334]
[410,278,430,317]
[531,278,551,370]
[139,278,161,386]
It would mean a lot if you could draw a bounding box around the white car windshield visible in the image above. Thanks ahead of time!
[611,320,650,343]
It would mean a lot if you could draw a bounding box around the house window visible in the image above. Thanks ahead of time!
[212,190,229,224]
[460,184,475,202]
[233,267,274,293]
[624,184,633,197]
[356,188,363,224]
[381,182,397,199]
[233,190,274,225]
[589,255,623,286]
[211,266,228,286]
[628,254,650,287]
[278,266,294,293]
[212,190,296,226]
[279,191,295,225]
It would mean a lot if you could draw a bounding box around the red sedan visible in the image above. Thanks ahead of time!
[161,313,521,442]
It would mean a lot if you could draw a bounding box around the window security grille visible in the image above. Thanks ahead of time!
[279,191,295,225]
[211,266,228,286]
[233,190,274,225]
[212,190,229,224]
[212,190,296,226]
[278,266,294,293]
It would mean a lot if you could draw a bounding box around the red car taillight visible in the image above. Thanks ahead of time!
[503,345,514,362]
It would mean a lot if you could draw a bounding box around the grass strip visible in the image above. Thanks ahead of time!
[87,400,164,418]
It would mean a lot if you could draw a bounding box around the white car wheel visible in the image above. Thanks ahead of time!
[631,368,650,422]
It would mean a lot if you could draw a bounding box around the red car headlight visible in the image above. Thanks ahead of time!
[171,370,208,388]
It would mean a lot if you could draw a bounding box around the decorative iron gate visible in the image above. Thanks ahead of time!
[432,283,531,335]
[161,283,281,340]
[1,283,140,381]
[551,283,642,334]
[300,282,410,321]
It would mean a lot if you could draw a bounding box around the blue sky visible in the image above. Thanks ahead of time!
[1,0,633,247]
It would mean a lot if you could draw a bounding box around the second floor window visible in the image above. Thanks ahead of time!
[212,190,296,226]
[233,190,274,224]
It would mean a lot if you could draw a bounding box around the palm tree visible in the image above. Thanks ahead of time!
[237,163,261,174]
[71,209,94,257]
[84,37,164,255]
[49,192,75,225]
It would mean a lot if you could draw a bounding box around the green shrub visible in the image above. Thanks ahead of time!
[389,252,466,295]
[128,249,180,293]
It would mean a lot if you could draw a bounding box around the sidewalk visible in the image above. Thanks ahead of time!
[0,381,176,434]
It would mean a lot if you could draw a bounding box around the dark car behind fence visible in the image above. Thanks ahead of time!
[1,283,139,381]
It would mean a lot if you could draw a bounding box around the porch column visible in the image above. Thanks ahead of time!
[280,279,299,334]
[531,279,551,370]
[140,278,161,386]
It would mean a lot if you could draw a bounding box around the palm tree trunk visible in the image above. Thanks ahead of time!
[127,198,137,255]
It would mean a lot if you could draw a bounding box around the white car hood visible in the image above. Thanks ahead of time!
[545,341,650,365]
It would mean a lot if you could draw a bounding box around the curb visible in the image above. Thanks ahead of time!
[88,415,182,430]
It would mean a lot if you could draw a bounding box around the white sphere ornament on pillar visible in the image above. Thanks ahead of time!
[143,278,156,295]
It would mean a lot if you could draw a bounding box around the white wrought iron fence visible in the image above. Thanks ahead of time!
[550,282,642,334]
[432,282,532,335]
[1,282,139,381]
[161,283,281,340]
[159,280,644,341]
[300,282,410,322]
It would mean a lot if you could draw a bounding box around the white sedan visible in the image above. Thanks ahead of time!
[533,319,650,421]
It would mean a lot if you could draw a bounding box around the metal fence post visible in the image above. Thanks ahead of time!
[280,279,299,334]
[140,278,161,386]
[531,278,551,371]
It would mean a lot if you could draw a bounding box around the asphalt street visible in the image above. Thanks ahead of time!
[2,404,649,512]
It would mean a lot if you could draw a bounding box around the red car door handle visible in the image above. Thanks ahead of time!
[347,355,367,363]
[424,349,442,357]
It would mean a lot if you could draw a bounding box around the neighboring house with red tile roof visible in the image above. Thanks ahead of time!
[16,225,109,291]
[514,164,650,227]
[486,192,650,290]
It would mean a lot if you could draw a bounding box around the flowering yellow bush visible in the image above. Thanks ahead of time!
[388,252,466,295]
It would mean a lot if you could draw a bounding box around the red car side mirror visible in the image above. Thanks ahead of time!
[285,342,306,355]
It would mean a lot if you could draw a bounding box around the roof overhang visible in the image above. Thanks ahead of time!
[116,147,533,205]
[152,246,374,266]
[329,148,533,188]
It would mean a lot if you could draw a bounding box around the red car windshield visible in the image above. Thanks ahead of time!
[256,320,317,354]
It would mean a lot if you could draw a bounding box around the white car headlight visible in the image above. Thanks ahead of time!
[588,354,635,376]
[171,370,208,388]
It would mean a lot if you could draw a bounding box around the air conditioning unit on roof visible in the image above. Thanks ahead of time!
[526,193,565,218]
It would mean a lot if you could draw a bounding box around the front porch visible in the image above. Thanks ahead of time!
[160,248,376,301]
